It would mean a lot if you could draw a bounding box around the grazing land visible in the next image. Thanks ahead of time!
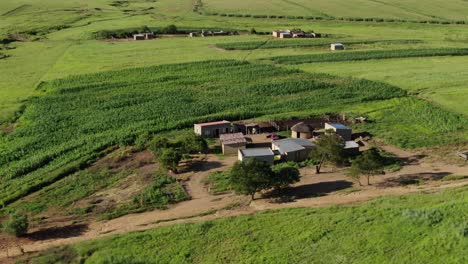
[28,186,468,263]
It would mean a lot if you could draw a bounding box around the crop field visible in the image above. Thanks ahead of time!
[201,0,468,22]
[28,186,468,263]
[268,48,468,64]
[0,60,466,211]
[215,39,423,50]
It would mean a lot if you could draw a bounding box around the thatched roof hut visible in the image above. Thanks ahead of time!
[291,122,314,139]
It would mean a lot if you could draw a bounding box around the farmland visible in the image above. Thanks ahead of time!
[268,48,468,64]
[28,186,468,263]
[0,0,467,261]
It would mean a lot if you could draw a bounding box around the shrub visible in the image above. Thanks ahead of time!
[2,212,29,236]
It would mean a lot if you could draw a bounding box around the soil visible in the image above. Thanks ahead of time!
[1,143,467,261]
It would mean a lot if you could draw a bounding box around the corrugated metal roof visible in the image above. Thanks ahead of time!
[195,120,231,127]
[240,148,274,157]
[272,138,315,154]
[344,141,359,149]
[220,133,246,145]
[327,123,350,130]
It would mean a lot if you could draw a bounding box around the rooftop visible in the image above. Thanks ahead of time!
[220,133,246,145]
[291,122,314,133]
[195,120,231,127]
[327,123,350,130]
[272,138,315,154]
[344,141,359,149]
[240,148,274,157]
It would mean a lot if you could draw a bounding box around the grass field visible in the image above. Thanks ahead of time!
[28,186,468,263]
[202,0,468,22]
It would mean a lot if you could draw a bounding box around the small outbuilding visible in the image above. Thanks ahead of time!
[291,122,314,139]
[330,43,345,50]
[144,33,155,39]
[238,148,275,165]
[325,122,352,141]
[272,138,315,162]
[220,133,246,155]
[133,34,145,40]
[344,141,360,156]
[194,120,231,138]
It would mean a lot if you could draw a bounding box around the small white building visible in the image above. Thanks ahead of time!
[330,43,345,50]
[238,148,275,165]
[133,34,145,40]
[194,120,231,138]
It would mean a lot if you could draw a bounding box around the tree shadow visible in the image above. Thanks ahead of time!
[377,172,451,188]
[186,159,224,173]
[28,223,88,241]
[268,180,354,203]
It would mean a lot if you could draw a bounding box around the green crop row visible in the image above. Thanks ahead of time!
[216,39,423,51]
[269,48,468,64]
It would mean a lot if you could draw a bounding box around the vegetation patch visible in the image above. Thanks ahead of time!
[102,173,188,220]
[26,186,468,263]
[205,171,232,194]
[269,48,468,65]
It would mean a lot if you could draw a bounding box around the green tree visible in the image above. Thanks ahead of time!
[310,131,346,174]
[2,212,29,237]
[230,159,274,200]
[271,162,300,193]
[159,148,182,173]
[179,133,208,154]
[250,28,257,34]
[348,148,385,185]
[148,136,171,155]
[162,24,178,34]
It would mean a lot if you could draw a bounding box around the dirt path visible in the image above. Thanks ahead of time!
[1,146,467,260]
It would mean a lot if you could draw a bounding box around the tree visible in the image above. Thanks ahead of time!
[148,136,171,155]
[310,131,346,174]
[271,162,300,193]
[347,148,385,185]
[162,24,178,34]
[158,148,182,173]
[250,28,257,34]
[2,212,29,237]
[229,159,274,200]
[179,133,208,154]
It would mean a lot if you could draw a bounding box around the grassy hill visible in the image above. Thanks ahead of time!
[28,186,468,263]
[202,0,468,22]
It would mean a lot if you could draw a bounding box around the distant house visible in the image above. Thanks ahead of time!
[133,34,145,40]
[279,32,292,38]
[291,122,314,139]
[331,43,345,50]
[189,32,199,37]
[292,30,305,38]
[344,141,360,155]
[272,138,315,162]
[194,120,231,138]
[325,123,352,141]
[220,133,246,155]
[238,148,275,165]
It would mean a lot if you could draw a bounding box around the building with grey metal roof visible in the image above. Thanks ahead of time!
[238,148,274,165]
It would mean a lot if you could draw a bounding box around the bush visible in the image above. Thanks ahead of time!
[161,24,178,34]
[2,212,29,236]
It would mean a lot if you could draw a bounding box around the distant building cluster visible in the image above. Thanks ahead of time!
[189,30,238,37]
[133,32,156,41]
[272,29,321,38]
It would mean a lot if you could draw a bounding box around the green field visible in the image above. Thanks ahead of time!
[202,0,468,22]
[28,186,468,263]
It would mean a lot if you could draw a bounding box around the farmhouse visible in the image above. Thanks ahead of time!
[194,120,231,138]
[291,122,314,139]
[331,43,345,50]
[144,33,155,39]
[133,34,145,40]
[220,133,246,155]
[272,138,315,162]
[325,122,352,141]
[238,148,275,165]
